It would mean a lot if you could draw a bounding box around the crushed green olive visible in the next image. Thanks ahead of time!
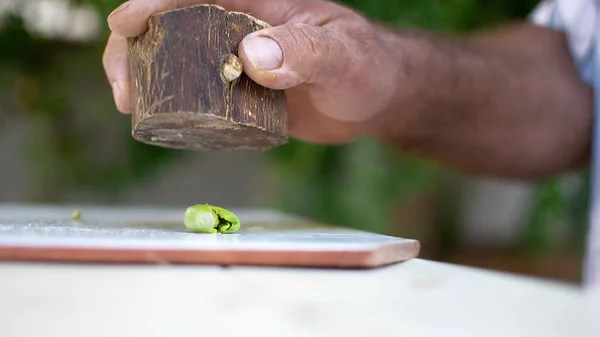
[184,204,241,234]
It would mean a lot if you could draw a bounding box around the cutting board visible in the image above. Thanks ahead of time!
[0,204,420,268]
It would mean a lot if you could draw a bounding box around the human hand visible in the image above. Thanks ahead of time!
[103,0,402,144]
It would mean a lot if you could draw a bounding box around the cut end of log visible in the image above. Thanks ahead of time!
[133,112,287,151]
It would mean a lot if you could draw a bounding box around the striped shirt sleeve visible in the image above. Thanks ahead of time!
[531,0,600,291]
[530,0,597,85]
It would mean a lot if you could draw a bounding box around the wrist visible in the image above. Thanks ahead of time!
[358,25,430,143]
[360,26,488,146]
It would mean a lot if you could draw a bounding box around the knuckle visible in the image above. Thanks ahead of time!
[293,23,324,60]
[277,23,326,60]
[102,35,118,73]
[102,46,111,69]
[278,23,331,82]
[102,55,113,79]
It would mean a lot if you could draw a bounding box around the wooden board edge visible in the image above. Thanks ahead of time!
[0,240,420,269]
[365,239,421,268]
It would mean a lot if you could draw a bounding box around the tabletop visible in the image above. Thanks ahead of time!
[0,204,599,337]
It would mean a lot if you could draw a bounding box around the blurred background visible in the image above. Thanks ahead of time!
[0,0,590,283]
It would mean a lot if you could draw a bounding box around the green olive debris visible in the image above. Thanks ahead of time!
[71,210,82,221]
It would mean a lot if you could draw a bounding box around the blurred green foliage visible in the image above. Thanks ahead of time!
[0,2,182,201]
[0,0,589,254]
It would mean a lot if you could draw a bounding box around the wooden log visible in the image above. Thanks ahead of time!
[126,4,288,151]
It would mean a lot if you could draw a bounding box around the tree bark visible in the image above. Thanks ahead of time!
[127,4,288,151]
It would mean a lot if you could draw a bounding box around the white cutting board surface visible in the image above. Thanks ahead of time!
[0,204,420,268]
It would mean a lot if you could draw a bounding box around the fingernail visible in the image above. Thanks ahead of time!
[108,1,131,20]
[242,36,283,70]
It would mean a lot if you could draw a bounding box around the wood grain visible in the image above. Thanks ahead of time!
[127,4,288,151]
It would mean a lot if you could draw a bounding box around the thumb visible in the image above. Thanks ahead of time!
[238,23,348,90]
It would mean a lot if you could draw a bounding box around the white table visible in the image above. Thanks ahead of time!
[2,258,599,337]
[0,205,599,337]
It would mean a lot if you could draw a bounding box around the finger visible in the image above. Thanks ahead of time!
[237,22,350,90]
[102,33,132,114]
[286,87,359,144]
[241,20,397,122]
[107,0,326,38]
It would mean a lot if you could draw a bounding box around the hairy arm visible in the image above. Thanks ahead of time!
[368,23,593,180]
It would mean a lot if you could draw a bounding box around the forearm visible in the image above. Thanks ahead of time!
[367,23,593,180]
